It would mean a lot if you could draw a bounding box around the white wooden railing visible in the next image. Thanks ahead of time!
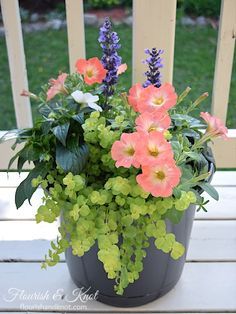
[0,0,235,169]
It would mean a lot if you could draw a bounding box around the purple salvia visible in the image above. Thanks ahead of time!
[143,48,163,88]
[98,17,122,99]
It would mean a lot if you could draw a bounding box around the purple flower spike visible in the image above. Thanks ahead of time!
[98,17,122,100]
[143,48,163,88]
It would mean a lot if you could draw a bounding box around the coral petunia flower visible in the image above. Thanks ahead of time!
[127,83,144,112]
[136,131,173,166]
[117,63,127,75]
[111,132,140,168]
[76,57,107,85]
[46,73,68,101]
[135,111,171,133]
[200,112,228,140]
[137,83,177,113]
[136,159,181,197]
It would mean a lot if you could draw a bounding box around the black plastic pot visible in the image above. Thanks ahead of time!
[65,162,215,307]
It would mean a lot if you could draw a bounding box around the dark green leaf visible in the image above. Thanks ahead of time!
[164,208,184,224]
[15,163,48,209]
[39,105,52,117]
[0,129,24,143]
[72,113,84,124]
[202,145,216,166]
[52,123,70,146]
[182,128,200,139]
[198,183,219,201]
[79,107,94,114]
[41,121,53,134]
[171,141,182,159]
[185,152,202,162]
[194,153,209,174]
[17,155,28,174]
[173,187,182,198]
[8,151,20,171]
[180,165,193,183]
[171,114,204,128]
[56,143,89,174]
[21,145,41,161]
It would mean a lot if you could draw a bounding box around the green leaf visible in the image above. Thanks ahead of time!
[179,165,193,183]
[123,225,137,238]
[0,129,31,144]
[52,123,70,146]
[198,183,219,201]
[17,155,28,174]
[0,129,22,143]
[121,215,133,227]
[20,145,41,162]
[155,234,175,253]
[72,113,84,124]
[185,152,201,162]
[171,114,205,128]
[41,121,53,134]
[56,143,89,174]
[173,187,182,198]
[15,163,48,209]
[171,242,185,260]
[171,141,182,159]
[8,151,21,171]
[182,128,200,139]
[164,208,184,224]
[194,153,209,174]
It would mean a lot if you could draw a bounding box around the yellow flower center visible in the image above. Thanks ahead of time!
[153,96,164,106]
[155,171,166,180]
[125,146,135,156]
[86,68,94,78]
[148,144,159,157]
[148,125,157,132]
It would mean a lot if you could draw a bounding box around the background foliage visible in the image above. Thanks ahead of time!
[0,24,235,130]
[18,0,221,17]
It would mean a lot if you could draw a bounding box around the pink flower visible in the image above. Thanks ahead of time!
[135,131,173,166]
[76,57,107,85]
[117,63,127,75]
[135,111,171,133]
[46,73,68,101]
[21,89,38,100]
[200,112,228,140]
[137,83,177,113]
[127,83,144,112]
[111,132,140,168]
[136,159,181,197]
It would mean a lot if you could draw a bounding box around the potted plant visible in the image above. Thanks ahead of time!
[1,18,227,307]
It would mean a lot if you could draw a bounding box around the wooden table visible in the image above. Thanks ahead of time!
[0,171,235,313]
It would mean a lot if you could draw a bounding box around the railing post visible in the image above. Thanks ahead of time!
[1,0,33,129]
[211,0,236,124]
[65,0,86,74]
[132,0,177,85]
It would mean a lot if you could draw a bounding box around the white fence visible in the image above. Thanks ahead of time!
[0,0,235,168]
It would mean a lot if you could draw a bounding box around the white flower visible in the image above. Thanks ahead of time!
[71,90,102,112]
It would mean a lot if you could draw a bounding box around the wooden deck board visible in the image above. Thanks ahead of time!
[0,220,235,262]
[0,262,236,312]
[0,188,43,220]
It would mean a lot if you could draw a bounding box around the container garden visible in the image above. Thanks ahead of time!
[0,17,227,307]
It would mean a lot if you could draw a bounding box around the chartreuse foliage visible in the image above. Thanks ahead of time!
[24,103,214,295]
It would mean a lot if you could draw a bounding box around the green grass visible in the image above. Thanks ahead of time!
[0,24,235,130]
